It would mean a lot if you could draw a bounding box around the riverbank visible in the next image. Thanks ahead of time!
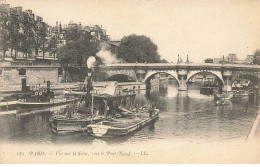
[0,82,79,94]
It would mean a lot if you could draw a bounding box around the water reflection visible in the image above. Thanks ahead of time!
[0,81,259,145]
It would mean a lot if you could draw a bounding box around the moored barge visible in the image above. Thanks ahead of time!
[50,73,138,134]
[87,107,159,138]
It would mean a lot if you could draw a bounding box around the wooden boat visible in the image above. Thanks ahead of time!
[232,90,251,99]
[231,79,253,99]
[87,108,159,138]
[16,98,74,108]
[232,79,250,90]
[50,113,105,134]
[50,92,137,133]
[200,87,219,95]
[50,74,138,134]
[200,80,220,95]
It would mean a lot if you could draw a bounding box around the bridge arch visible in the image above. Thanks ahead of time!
[102,69,138,82]
[143,71,180,85]
[106,74,137,82]
[186,70,225,85]
[231,72,260,86]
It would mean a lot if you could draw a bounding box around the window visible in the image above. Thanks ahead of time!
[19,68,26,75]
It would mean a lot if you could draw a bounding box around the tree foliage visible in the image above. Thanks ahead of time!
[0,15,10,58]
[253,49,260,65]
[0,10,51,59]
[57,32,99,81]
[117,34,161,63]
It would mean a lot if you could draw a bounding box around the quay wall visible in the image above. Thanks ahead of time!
[0,67,61,87]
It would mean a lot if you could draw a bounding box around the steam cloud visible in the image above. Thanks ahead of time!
[96,49,118,64]
[87,56,96,68]
[86,47,122,68]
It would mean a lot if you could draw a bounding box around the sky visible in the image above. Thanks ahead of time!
[4,0,260,63]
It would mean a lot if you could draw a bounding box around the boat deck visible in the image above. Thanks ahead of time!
[87,109,159,137]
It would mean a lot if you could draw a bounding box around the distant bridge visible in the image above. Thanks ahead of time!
[95,63,260,91]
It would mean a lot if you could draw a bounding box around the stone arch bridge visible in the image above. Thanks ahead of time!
[94,63,260,91]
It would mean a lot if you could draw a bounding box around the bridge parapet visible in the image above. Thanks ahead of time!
[99,63,260,91]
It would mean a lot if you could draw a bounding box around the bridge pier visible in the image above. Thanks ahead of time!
[223,71,232,92]
[100,63,260,94]
[178,70,188,91]
[254,86,260,106]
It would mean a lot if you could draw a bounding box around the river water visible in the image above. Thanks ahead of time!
[0,80,259,145]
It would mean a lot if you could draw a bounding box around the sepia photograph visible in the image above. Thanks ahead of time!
[0,0,260,164]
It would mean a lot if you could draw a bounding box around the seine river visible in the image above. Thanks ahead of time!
[0,80,259,145]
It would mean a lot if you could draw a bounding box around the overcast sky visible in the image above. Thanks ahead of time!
[5,0,260,63]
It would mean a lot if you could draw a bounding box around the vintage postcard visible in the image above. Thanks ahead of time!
[0,0,260,164]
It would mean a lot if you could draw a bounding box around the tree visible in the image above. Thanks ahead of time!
[0,14,10,59]
[57,32,99,81]
[117,34,161,63]
[34,21,48,59]
[21,12,37,59]
[47,35,58,58]
[64,26,81,41]
[8,11,21,59]
[253,49,260,65]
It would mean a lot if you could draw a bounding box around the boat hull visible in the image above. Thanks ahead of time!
[87,110,159,138]
[50,115,104,134]
[16,99,74,108]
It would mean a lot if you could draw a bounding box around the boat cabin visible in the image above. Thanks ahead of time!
[74,81,136,119]
[18,81,54,102]
[232,79,251,90]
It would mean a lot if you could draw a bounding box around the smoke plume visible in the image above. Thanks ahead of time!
[87,56,96,68]
[86,47,122,68]
[96,49,118,64]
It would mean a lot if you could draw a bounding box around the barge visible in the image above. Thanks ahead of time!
[50,73,139,134]
[87,107,159,138]
[16,98,74,108]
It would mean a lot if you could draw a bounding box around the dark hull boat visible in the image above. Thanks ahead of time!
[50,91,137,134]
[87,108,159,138]
[15,80,75,108]
[16,98,74,108]
[200,87,219,95]
[50,73,138,134]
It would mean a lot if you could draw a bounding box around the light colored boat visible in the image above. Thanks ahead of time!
[231,79,253,99]
[87,108,159,138]
[50,113,105,134]
[232,90,250,99]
